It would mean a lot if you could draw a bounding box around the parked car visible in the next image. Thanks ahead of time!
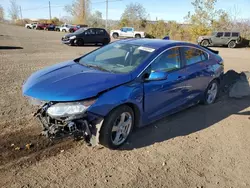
[22,39,224,149]
[69,24,88,33]
[55,24,74,32]
[36,23,49,30]
[110,27,145,39]
[197,31,242,48]
[25,23,37,29]
[61,27,110,46]
[45,24,56,31]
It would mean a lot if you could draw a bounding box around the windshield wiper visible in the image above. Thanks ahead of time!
[82,64,110,72]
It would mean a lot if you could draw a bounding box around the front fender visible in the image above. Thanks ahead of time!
[88,82,144,125]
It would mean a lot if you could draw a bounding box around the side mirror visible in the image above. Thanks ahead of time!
[145,71,168,81]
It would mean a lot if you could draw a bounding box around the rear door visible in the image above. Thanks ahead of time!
[221,32,231,44]
[95,29,105,43]
[143,47,190,123]
[84,28,96,43]
[180,47,212,101]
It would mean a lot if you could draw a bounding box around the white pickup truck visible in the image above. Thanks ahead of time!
[55,24,75,32]
[25,23,37,29]
[110,27,145,39]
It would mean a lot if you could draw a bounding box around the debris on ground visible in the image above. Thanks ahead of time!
[221,70,250,98]
[229,71,250,98]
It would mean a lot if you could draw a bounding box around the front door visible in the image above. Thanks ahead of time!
[212,32,224,46]
[143,47,189,123]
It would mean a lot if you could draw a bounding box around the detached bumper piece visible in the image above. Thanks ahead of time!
[35,104,103,146]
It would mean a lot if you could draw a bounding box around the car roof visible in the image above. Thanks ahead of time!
[116,38,191,49]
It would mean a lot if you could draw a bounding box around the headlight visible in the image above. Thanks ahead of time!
[47,99,96,117]
[69,36,76,40]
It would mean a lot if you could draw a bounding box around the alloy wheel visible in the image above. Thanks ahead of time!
[111,112,132,146]
[206,82,218,104]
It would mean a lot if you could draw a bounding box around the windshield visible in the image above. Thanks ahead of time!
[74,27,87,34]
[77,43,155,73]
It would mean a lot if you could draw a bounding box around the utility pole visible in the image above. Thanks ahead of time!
[49,1,52,20]
[19,6,23,20]
[105,0,108,30]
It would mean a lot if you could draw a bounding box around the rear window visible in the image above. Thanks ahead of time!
[232,32,239,37]
[224,32,231,37]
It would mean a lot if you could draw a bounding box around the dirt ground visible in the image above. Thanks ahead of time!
[0,23,249,188]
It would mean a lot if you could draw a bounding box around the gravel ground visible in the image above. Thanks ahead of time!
[0,24,250,188]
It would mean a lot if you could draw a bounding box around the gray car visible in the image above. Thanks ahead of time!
[197,32,241,48]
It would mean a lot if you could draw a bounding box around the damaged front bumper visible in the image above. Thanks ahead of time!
[34,103,103,146]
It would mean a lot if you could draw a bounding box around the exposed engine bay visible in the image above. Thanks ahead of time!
[34,102,104,146]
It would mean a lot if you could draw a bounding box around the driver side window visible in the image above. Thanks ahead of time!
[151,48,181,72]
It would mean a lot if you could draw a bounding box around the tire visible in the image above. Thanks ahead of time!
[203,80,219,105]
[135,34,141,38]
[102,38,109,45]
[228,40,236,48]
[56,28,60,32]
[112,33,119,39]
[99,105,134,149]
[62,29,67,32]
[27,26,31,29]
[201,40,209,47]
[75,39,84,46]
[69,40,75,46]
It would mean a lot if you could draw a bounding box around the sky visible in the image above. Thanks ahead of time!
[1,0,250,23]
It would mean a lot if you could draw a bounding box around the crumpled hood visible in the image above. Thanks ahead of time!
[23,60,132,101]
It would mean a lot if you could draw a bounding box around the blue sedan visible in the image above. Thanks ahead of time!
[23,39,224,149]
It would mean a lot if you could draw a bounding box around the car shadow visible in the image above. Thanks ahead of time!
[121,96,250,150]
[0,46,23,50]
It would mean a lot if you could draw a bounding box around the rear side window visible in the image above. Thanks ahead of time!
[151,47,181,72]
[182,47,208,66]
[224,32,231,37]
[85,29,96,35]
[232,32,239,37]
[96,29,105,36]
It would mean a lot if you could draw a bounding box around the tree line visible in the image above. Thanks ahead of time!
[1,0,249,42]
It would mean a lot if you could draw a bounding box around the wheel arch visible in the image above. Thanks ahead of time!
[227,39,236,45]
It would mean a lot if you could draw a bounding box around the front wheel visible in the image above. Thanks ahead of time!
[99,105,134,149]
[203,80,219,105]
[75,39,84,46]
[201,40,209,47]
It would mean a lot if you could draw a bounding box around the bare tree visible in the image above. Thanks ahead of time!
[64,0,90,24]
[0,5,4,21]
[121,3,148,29]
[8,0,19,21]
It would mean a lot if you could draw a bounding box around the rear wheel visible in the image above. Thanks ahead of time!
[201,40,209,47]
[102,38,109,45]
[203,80,219,105]
[99,105,134,149]
[62,29,67,32]
[27,26,31,29]
[228,40,236,48]
[112,33,119,39]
